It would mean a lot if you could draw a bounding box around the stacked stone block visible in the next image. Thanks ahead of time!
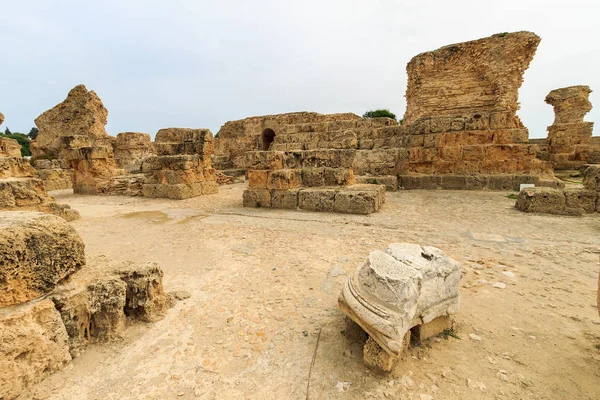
[515,165,600,215]
[33,159,73,191]
[545,86,599,169]
[113,132,156,172]
[243,150,385,214]
[66,146,118,195]
[142,128,217,200]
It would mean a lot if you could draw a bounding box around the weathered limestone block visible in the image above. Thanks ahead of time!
[333,184,386,214]
[67,146,118,194]
[0,111,4,126]
[242,188,271,208]
[515,187,567,214]
[113,132,155,171]
[0,178,80,221]
[582,165,600,191]
[564,188,597,213]
[0,212,85,307]
[34,159,73,191]
[154,128,214,156]
[339,243,461,360]
[0,137,22,158]
[546,86,593,124]
[545,86,596,169]
[0,299,71,400]
[0,157,36,179]
[270,189,299,209]
[298,188,336,212]
[355,175,398,191]
[33,84,111,158]
[353,149,406,176]
[50,259,169,357]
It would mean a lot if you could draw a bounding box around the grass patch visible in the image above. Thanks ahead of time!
[506,193,518,200]
[439,328,461,340]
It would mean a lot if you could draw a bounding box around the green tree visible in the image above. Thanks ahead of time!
[362,109,398,121]
[28,127,39,140]
[4,127,12,135]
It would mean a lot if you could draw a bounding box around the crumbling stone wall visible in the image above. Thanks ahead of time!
[142,128,217,199]
[544,86,599,169]
[399,31,554,187]
[214,112,359,168]
[113,132,156,171]
[32,85,113,159]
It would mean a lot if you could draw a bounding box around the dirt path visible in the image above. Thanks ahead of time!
[23,184,600,400]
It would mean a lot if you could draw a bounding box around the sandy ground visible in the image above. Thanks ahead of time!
[22,183,600,400]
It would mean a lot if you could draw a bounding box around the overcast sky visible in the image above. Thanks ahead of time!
[1,0,598,139]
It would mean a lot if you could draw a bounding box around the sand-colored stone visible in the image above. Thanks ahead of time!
[113,132,155,171]
[0,299,71,400]
[0,212,85,307]
[544,86,597,169]
[66,146,118,195]
[33,159,73,191]
[33,85,112,158]
[0,157,36,179]
[401,31,553,179]
[215,112,360,168]
[582,164,600,191]
[0,137,22,158]
[0,111,4,126]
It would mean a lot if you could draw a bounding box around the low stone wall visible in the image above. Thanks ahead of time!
[33,159,73,191]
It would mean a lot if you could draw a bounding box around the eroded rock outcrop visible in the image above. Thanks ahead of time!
[400,31,553,184]
[0,158,79,220]
[0,299,71,400]
[545,86,598,169]
[0,212,85,307]
[113,132,156,171]
[0,211,175,399]
[339,243,461,370]
[32,85,112,158]
[0,137,22,158]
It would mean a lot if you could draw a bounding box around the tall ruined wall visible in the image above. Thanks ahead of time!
[400,31,552,180]
[544,86,599,168]
[32,85,113,158]
[214,112,359,168]
[404,31,540,126]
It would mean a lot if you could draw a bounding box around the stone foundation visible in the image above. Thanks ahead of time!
[67,146,118,195]
[113,132,155,172]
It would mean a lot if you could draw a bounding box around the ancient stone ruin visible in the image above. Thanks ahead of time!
[243,149,386,214]
[33,159,73,191]
[66,145,119,195]
[0,115,79,220]
[515,164,600,215]
[399,31,555,189]
[0,211,174,399]
[32,84,113,159]
[339,243,461,371]
[543,86,599,169]
[142,128,217,199]
[113,132,156,172]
